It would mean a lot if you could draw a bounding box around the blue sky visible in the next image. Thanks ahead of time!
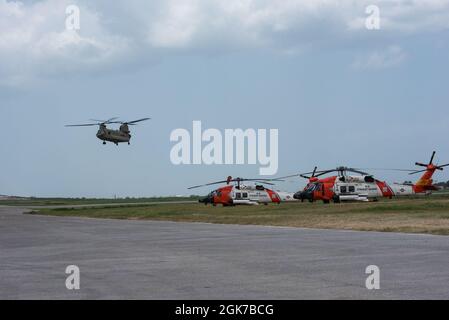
[1,0,449,197]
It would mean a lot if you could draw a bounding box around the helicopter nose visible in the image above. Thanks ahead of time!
[294,191,311,201]
[199,195,211,204]
[293,191,303,200]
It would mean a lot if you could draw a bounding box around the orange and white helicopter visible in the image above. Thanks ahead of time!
[281,152,448,204]
[188,176,297,206]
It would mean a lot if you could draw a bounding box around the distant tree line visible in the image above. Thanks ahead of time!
[401,181,449,189]
[434,181,449,189]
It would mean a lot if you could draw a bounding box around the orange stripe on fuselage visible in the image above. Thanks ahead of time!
[266,188,281,203]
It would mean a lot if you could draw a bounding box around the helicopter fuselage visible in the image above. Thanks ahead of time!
[66,118,150,145]
[199,184,297,206]
[96,125,131,145]
[295,172,435,203]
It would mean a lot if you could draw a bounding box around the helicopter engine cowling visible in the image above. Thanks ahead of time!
[119,124,130,134]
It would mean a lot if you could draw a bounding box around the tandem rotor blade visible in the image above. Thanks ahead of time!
[65,123,100,127]
[67,117,119,127]
[128,117,151,124]
[116,118,151,125]
[88,117,119,124]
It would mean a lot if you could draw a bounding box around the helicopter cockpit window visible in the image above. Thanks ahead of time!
[305,184,315,192]
[306,183,321,192]
[256,185,265,191]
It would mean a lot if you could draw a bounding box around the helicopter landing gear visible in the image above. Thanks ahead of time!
[102,141,106,145]
[128,141,130,145]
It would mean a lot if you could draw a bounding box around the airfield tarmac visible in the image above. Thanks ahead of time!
[1,205,448,299]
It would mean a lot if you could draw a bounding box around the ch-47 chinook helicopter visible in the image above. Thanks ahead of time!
[65,117,150,145]
[280,152,448,204]
[188,176,297,206]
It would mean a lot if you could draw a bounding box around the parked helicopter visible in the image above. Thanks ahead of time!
[65,117,150,145]
[188,176,297,206]
[280,152,448,204]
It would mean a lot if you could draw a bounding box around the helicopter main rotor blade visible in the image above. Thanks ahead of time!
[429,151,436,165]
[273,174,302,180]
[241,178,284,182]
[188,177,283,189]
[126,118,151,124]
[252,180,275,185]
[277,169,334,181]
[357,168,416,172]
[336,167,370,176]
[415,162,428,167]
[314,170,335,177]
[89,117,119,124]
[409,169,427,175]
[65,123,100,127]
[188,180,230,189]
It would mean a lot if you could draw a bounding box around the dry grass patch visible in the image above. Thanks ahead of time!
[34,196,449,235]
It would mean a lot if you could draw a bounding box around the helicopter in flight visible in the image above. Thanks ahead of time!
[280,152,448,204]
[65,117,150,145]
[188,176,297,206]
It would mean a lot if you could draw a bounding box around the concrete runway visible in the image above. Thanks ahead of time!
[1,206,448,299]
[7,200,198,210]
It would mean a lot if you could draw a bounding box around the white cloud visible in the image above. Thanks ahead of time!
[352,45,407,70]
[1,0,449,85]
[0,0,130,86]
[147,1,201,48]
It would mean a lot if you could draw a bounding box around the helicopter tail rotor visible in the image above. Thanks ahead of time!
[409,151,449,175]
